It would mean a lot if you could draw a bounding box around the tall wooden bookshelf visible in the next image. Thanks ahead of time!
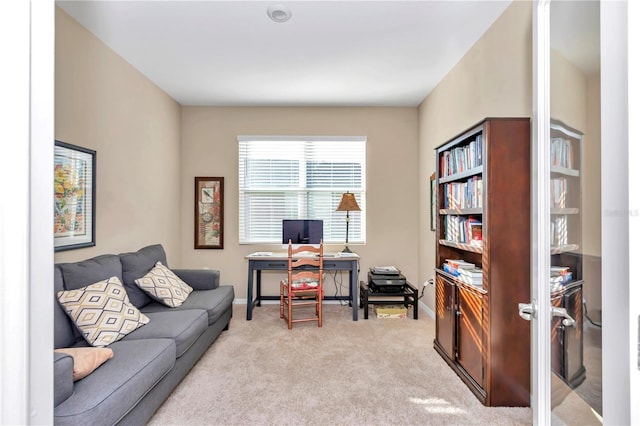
[549,119,585,389]
[434,117,531,407]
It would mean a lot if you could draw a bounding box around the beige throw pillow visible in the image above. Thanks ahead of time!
[57,276,150,347]
[134,261,193,307]
[55,347,114,381]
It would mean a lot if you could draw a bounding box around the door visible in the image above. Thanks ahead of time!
[435,273,455,360]
[457,285,484,386]
[528,1,605,424]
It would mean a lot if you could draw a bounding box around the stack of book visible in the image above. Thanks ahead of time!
[442,259,476,277]
[443,215,483,245]
[551,137,573,169]
[443,176,483,210]
[550,266,572,291]
[458,267,483,286]
[440,134,483,177]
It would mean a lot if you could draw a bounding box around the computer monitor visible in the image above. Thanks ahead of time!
[282,219,323,245]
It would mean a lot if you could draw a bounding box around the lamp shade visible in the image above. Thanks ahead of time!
[336,192,361,212]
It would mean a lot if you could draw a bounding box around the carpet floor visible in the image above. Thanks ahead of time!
[148,303,532,425]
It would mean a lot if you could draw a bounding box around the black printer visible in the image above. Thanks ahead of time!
[368,266,406,292]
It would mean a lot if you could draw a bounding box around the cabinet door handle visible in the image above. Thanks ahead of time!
[551,306,576,327]
[518,302,536,321]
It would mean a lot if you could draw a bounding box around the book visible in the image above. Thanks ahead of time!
[458,275,482,286]
[458,268,483,285]
[445,259,476,269]
[442,263,459,276]
[458,267,482,276]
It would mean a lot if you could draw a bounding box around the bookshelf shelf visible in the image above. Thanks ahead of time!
[551,208,579,215]
[438,166,483,184]
[550,244,580,254]
[438,239,482,253]
[434,118,531,407]
[440,208,483,215]
[550,166,580,177]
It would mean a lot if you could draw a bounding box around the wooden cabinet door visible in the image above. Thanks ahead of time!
[435,273,455,360]
[457,285,484,386]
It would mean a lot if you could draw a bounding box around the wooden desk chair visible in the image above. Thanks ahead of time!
[279,239,324,329]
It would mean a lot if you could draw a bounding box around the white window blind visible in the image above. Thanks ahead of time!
[238,136,366,244]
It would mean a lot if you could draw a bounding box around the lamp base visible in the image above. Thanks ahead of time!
[341,246,352,253]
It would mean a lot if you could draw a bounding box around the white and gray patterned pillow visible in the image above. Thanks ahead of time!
[134,262,193,307]
[57,276,150,347]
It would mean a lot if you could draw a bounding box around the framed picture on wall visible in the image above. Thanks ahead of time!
[430,172,436,231]
[195,177,224,249]
[54,140,96,251]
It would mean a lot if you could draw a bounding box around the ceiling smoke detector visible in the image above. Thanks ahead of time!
[267,4,292,23]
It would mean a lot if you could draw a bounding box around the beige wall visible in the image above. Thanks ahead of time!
[180,107,419,300]
[417,1,533,312]
[54,7,183,264]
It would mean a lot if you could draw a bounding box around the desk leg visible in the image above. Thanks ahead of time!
[256,270,262,307]
[351,260,358,321]
[363,287,369,320]
[246,261,254,320]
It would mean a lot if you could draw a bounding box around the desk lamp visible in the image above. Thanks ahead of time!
[335,192,361,253]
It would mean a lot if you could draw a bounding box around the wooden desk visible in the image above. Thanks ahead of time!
[245,252,360,321]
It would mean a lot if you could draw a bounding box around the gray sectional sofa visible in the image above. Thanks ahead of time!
[53,244,235,425]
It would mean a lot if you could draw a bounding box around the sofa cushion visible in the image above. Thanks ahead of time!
[141,285,234,326]
[120,244,168,308]
[134,262,193,307]
[56,276,150,347]
[58,254,123,290]
[54,347,114,381]
[122,309,207,358]
[54,338,175,426]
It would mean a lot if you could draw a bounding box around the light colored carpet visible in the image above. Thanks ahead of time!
[148,303,532,426]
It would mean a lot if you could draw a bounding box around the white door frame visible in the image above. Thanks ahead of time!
[531,1,552,424]
[0,0,54,424]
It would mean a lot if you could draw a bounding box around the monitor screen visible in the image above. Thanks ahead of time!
[282,219,323,245]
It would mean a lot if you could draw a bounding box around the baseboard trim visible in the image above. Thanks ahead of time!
[233,298,437,319]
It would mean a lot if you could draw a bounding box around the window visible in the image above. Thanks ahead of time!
[238,136,366,244]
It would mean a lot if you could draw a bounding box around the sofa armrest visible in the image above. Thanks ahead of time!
[54,352,74,407]
[173,268,220,290]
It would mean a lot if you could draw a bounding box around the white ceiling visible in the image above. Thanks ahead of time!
[56,1,599,108]
[56,0,514,107]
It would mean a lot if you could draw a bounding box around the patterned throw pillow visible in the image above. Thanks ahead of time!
[134,262,193,307]
[57,276,150,347]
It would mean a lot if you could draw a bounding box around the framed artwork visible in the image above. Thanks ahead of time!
[195,177,224,249]
[430,172,436,231]
[54,140,96,251]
